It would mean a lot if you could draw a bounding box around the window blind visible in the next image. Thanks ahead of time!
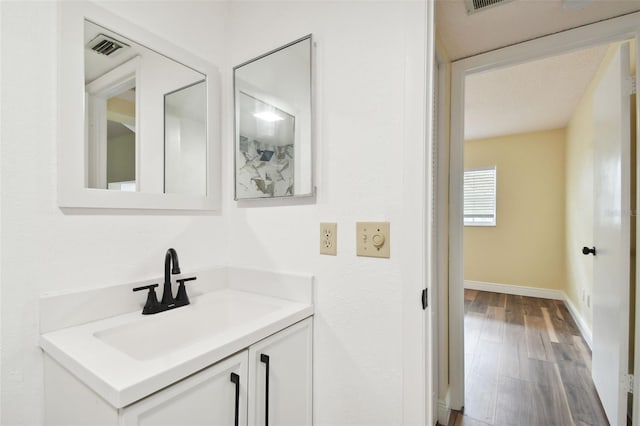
[464,167,496,226]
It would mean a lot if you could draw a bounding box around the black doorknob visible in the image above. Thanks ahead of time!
[582,246,596,256]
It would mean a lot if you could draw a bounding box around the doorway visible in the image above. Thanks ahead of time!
[444,15,640,426]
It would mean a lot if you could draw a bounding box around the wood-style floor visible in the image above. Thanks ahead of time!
[446,289,609,426]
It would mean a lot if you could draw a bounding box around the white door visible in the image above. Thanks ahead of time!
[248,318,313,426]
[592,41,633,426]
[120,350,249,426]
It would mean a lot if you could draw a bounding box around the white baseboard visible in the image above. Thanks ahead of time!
[437,398,450,426]
[463,280,593,349]
[561,291,593,349]
[464,280,564,300]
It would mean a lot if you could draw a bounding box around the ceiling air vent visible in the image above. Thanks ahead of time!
[87,34,129,57]
[465,0,515,15]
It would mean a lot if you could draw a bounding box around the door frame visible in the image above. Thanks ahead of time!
[446,11,640,420]
[434,43,453,426]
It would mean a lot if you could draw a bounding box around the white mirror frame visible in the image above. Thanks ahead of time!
[57,2,220,210]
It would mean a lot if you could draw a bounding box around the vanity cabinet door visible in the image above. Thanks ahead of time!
[248,318,313,426]
[120,350,248,426]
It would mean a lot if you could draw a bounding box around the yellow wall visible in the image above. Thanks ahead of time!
[565,83,594,327]
[107,133,135,184]
[107,97,135,126]
[464,128,566,290]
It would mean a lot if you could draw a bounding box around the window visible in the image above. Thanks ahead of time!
[464,167,496,226]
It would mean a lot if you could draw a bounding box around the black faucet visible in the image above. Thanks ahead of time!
[162,248,181,306]
[132,248,197,315]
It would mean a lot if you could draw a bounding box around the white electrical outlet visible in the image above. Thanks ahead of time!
[320,223,337,255]
[356,221,390,258]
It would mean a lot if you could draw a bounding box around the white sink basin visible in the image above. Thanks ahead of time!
[94,291,283,360]
[40,287,313,408]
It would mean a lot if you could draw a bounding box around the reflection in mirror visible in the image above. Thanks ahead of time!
[106,88,136,191]
[165,81,207,195]
[234,35,313,199]
[84,20,206,194]
[238,92,295,196]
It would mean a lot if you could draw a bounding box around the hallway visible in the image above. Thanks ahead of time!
[448,290,609,426]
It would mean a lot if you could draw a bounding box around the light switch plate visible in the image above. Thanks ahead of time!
[320,223,337,255]
[356,222,390,258]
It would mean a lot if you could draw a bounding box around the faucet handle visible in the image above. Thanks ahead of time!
[175,276,196,306]
[133,284,164,315]
[133,283,159,292]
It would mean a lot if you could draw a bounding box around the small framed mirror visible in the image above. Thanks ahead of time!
[233,35,313,200]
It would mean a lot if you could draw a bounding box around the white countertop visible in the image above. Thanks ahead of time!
[39,268,313,408]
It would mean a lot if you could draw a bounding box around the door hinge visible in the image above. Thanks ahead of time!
[624,374,634,393]
[631,76,637,95]
[421,288,428,310]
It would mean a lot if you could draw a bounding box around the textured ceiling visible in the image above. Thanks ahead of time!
[464,44,608,140]
[436,0,640,61]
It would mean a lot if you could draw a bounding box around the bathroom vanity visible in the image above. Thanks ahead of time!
[39,267,313,426]
[49,3,317,422]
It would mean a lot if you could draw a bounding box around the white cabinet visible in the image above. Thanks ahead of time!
[248,318,313,426]
[120,350,248,426]
[43,317,313,426]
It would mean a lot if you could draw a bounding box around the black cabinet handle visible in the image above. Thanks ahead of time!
[260,354,270,426]
[230,372,240,426]
[582,246,597,256]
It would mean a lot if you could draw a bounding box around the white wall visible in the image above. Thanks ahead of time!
[136,48,205,193]
[0,3,3,421]
[165,106,207,196]
[1,1,430,425]
[0,2,230,424]
[226,2,428,425]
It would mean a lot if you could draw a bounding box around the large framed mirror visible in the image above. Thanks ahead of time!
[233,35,314,200]
[58,2,220,210]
